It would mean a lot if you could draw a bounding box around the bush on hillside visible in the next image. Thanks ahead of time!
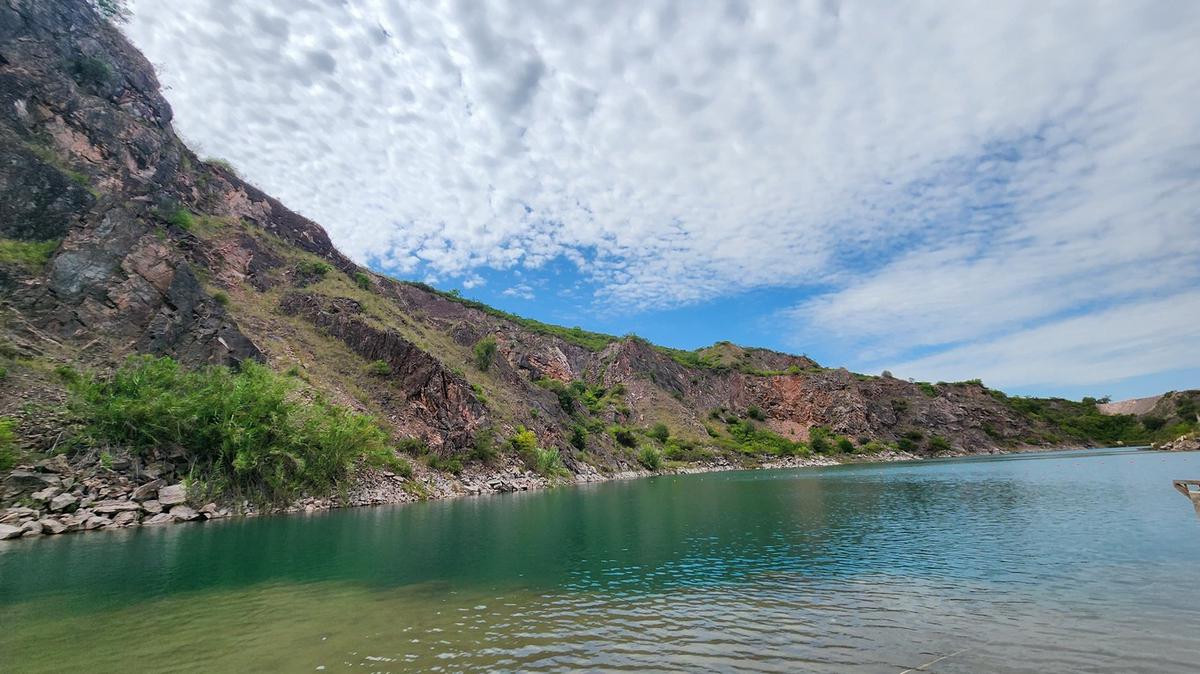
[473,337,497,372]
[68,356,396,502]
[637,445,663,470]
[0,418,17,471]
[647,423,670,443]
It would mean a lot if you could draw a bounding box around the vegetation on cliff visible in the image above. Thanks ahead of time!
[66,356,403,502]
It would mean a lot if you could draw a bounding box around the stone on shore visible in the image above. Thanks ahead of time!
[143,513,175,525]
[141,499,163,514]
[0,523,24,540]
[112,510,140,526]
[39,519,67,535]
[50,493,79,512]
[169,505,199,522]
[21,520,44,536]
[130,479,165,502]
[92,499,142,514]
[83,515,111,530]
[157,484,187,506]
[31,486,61,504]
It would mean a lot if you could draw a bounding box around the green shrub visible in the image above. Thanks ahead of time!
[386,455,414,478]
[510,426,564,477]
[67,356,394,502]
[928,435,952,452]
[836,436,855,454]
[470,428,498,463]
[637,445,663,470]
[70,56,111,87]
[569,424,588,450]
[162,206,194,230]
[809,426,833,454]
[366,360,392,376]
[746,405,766,421]
[612,426,637,448]
[426,454,463,475]
[0,418,17,471]
[726,420,806,456]
[0,238,60,271]
[296,260,332,281]
[917,382,938,397]
[1141,416,1166,432]
[897,436,918,452]
[212,291,230,307]
[353,271,371,290]
[473,337,497,372]
[396,437,428,455]
[647,423,670,443]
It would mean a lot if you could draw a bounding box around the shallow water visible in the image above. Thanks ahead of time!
[2,447,1198,672]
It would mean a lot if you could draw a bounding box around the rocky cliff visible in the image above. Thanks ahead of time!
[0,0,1191,529]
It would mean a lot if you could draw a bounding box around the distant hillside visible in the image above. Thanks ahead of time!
[0,0,1196,523]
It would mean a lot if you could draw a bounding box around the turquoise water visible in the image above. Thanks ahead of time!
[2,447,1198,672]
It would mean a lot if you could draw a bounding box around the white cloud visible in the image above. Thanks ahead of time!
[502,283,535,300]
[121,0,1200,390]
[887,290,1200,389]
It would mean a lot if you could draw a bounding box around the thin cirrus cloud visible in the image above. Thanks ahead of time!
[122,0,1200,393]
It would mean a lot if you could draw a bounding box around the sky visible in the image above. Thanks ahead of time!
[121,0,1200,401]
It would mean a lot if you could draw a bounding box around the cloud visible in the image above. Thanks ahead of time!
[502,283,535,300]
[887,290,1200,389]
[122,0,1200,390]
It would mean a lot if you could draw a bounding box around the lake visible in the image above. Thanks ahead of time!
[2,447,1198,672]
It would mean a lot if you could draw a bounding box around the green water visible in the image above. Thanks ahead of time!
[2,447,1199,672]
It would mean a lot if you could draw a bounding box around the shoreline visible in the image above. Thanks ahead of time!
[1,442,1137,543]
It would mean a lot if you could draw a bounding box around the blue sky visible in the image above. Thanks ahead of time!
[124,0,1200,401]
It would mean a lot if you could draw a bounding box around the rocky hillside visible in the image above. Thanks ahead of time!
[0,0,1193,522]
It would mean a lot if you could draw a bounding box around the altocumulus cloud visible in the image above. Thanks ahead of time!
[123,0,1200,391]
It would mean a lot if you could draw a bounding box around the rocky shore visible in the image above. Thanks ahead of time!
[0,442,1047,542]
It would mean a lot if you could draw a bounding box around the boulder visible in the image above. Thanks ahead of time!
[50,493,79,512]
[141,499,163,514]
[157,483,187,506]
[1,507,39,524]
[82,516,111,530]
[169,505,200,522]
[0,523,25,540]
[39,518,67,535]
[143,513,175,525]
[200,502,220,518]
[34,455,70,473]
[130,479,165,501]
[5,470,60,490]
[30,486,61,503]
[92,499,142,514]
[21,520,43,536]
[112,511,140,526]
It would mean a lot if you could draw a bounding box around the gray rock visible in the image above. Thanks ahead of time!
[91,499,142,514]
[31,486,61,503]
[38,518,66,535]
[0,507,39,524]
[141,499,163,514]
[130,479,165,501]
[21,520,43,536]
[49,493,79,512]
[0,524,25,540]
[157,483,187,506]
[5,470,60,490]
[82,515,111,530]
[200,502,219,518]
[111,510,140,526]
[143,513,175,525]
[169,505,199,522]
